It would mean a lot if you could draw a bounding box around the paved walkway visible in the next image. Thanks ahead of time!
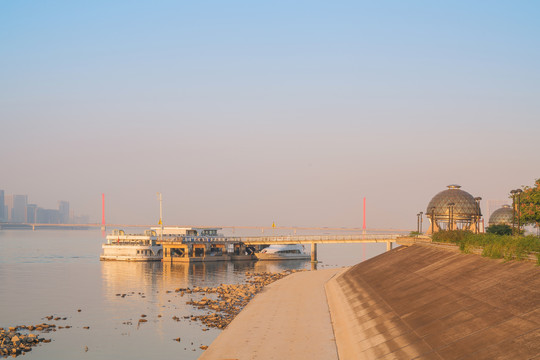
[199,268,342,360]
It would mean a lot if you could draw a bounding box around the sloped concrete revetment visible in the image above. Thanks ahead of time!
[326,244,540,359]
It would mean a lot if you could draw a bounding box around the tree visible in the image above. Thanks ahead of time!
[486,224,512,236]
[519,178,540,231]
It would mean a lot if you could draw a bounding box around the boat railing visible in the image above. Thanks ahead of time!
[104,241,155,246]
[176,236,228,242]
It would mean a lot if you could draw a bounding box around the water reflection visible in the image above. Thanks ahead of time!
[101,259,312,300]
[97,259,312,359]
[101,261,164,301]
[250,259,311,273]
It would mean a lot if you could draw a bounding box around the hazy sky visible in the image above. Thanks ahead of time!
[1,1,539,229]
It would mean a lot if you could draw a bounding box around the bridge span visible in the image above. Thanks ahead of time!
[159,234,405,263]
[231,234,401,261]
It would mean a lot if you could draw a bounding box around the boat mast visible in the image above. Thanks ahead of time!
[157,192,163,241]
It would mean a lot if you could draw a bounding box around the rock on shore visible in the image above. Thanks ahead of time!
[0,325,52,357]
[185,270,304,329]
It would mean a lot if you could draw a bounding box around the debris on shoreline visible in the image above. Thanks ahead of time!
[0,326,53,357]
[2,270,306,356]
[184,270,305,329]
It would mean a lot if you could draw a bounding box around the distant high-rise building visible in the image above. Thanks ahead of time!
[11,195,28,223]
[0,190,4,221]
[36,208,61,224]
[36,208,45,223]
[5,195,13,221]
[26,204,37,223]
[58,201,70,224]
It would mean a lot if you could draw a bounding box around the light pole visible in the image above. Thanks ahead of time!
[474,197,482,234]
[515,189,523,234]
[157,192,163,242]
[430,207,435,234]
[419,211,423,233]
[417,213,420,234]
[448,202,455,231]
[510,190,517,235]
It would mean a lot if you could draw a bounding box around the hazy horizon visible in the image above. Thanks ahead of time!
[1,1,539,229]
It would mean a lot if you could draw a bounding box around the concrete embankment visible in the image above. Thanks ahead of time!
[200,244,539,359]
[326,244,540,359]
[199,268,342,360]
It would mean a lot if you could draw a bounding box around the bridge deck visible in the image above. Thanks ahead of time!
[240,234,400,245]
[158,234,402,245]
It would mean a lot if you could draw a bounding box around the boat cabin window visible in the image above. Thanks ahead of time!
[276,250,301,254]
[186,230,198,236]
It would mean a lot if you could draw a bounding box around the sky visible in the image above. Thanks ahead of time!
[1,1,539,229]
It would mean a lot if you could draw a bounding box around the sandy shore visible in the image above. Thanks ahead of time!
[199,267,343,360]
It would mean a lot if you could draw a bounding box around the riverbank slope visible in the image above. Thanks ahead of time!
[326,244,540,359]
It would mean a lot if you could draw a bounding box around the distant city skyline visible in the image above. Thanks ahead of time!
[0,189,88,224]
[1,1,539,229]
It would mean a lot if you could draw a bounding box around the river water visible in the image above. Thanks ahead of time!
[0,229,390,359]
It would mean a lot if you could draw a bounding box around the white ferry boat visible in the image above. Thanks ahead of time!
[100,229,162,261]
[255,244,310,261]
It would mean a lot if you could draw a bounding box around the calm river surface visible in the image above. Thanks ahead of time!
[0,229,389,359]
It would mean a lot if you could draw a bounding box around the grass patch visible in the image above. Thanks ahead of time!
[431,230,540,262]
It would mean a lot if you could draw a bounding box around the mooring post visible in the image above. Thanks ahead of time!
[386,241,393,251]
[311,242,318,263]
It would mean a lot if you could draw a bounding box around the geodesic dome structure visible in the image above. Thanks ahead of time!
[488,205,513,226]
[425,185,482,233]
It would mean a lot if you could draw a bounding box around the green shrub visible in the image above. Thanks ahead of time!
[486,224,512,236]
[431,230,540,262]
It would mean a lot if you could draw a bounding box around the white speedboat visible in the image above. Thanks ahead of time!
[100,229,162,261]
[255,244,310,261]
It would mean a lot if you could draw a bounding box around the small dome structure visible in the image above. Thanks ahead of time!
[425,185,482,233]
[488,205,513,226]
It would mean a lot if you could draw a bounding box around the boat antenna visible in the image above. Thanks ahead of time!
[157,192,163,241]
[101,193,106,238]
